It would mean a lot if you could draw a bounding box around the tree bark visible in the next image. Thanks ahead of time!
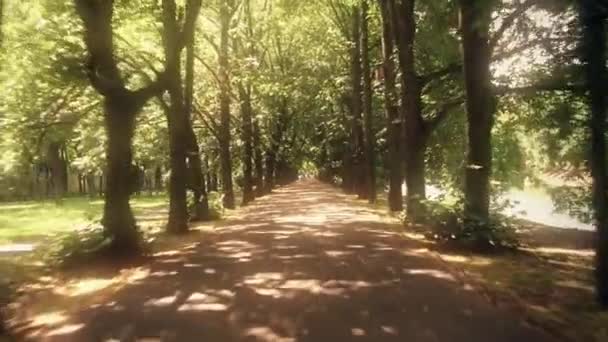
[360,0,376,203]
[379,0,403,212]
[218,0,236,209]
[183,1,209,221]
[239,84,255,205]
[350,6,366,199]
[47,142,68,197]
[341,95,355,193]
[392,0,428,220]
[75,0,165,254]
[162,0,202,233]
[460,0,494,222]
[103,96,142,252]
[253,116,265,197]
[580,2,608,308]
[264,150,276,193]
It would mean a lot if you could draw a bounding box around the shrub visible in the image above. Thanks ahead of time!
[403,198,520,252]
[207,191,224,220]
[186,190,224,221]
[45,223,112,264]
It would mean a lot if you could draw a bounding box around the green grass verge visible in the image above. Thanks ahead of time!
[0,195,167,245]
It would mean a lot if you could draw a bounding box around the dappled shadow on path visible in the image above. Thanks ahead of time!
[13,180,555,342]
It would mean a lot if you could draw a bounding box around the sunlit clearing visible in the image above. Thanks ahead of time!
[527,247,594,257]
[555,280,594,292]
[31,311,68,326]
[0,243,36,253]
[177,292,229,312]
[381,326,398,335]
[244,272,284,285]
[351,328,366,336]
[403,269,456,282]
[325,250,354,257]
[274,214,327,225]
[244,326,295,342]
[346,244,366,249]
[439,254,493,267]
[123,267,151,284]
[401,248,429,257]
[144,293,179,308]
[45,323,85,337]
[55,278,116,297]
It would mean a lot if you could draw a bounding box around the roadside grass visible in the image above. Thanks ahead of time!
[352,189,608,342]
[432,242,608,342]
[0,195,168,288]
[0,195,167,245]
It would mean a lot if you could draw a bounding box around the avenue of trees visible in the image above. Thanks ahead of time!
[0,0,607,307]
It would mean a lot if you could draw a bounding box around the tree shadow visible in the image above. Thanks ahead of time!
[10,181,554,342]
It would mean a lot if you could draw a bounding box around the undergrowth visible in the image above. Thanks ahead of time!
[403,197,520,252]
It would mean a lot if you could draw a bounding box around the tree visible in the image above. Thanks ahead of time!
[74,0,165,254]
[579,0,608,308]
[218,0,236,209]
[360,0,376,203]
[163,0,208,228]
[378,0,402,211]
[350,4,367,198]
[393,0,427,219]
[459,0,495,223]
[184,6,210,222]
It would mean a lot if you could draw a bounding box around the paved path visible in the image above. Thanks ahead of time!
[20,180,556,341]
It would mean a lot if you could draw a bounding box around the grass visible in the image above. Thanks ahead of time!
[0,195,167,245]
[351,190,608,342]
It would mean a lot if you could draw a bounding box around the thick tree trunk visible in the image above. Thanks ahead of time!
[75,0,165,255]
[360,0,376,203]
[163,0,189,234]
[392,0,428,220]
[163,0,203,230]
[102,96,140,253]
[47,142,68,197]
[350,7,366,199]
[166,101,189,233]
[240,84,255,205]
[264,151,276,193]
[253,117,265,197]
[185,126,209,221]
[154,166,163,192]
[580,3,608,308]
[460,0,494,222]
[219,1,235,209]
[379,0,402,212]
[184,10,209,222]
[341,95,355,193]
[87,173,97,197]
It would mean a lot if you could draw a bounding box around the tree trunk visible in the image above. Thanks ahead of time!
[75,0,165,254]
[360,0,376,203]
[460,0,494,222]
[350,6,366,199]
[103,97,141,253]
[240,84,255,205]
[219,0,235,209]
[379,0,402,212]
[253,117,265,197]
[264,150,276,193]
[162,0,203,231]
[163,0,189,234]
[154,166,163,192]
[183,5,209,221]
[580,2,608,308]
[392,0,428,220]
[47,142,68,197]
[87,173,97,197]
[340,95,355,193]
